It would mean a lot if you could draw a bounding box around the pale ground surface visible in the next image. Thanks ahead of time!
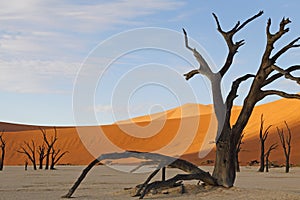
[0,166,300,200]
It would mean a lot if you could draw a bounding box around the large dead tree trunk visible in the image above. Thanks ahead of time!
[183,11,300,187]
[0,131,6,171]
[277,121,292,173]
[17,140,37,170]
[258,114,272,172]
[265,143,278,172]
[62,151,217,198]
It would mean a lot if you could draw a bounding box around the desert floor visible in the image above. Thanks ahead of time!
[0,165,300,200]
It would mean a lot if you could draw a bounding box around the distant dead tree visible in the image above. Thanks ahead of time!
[50,147,68,170]
[25,159,28,171]
[40,127,58,170]
[277,121,292,173]
[17,140,37,170]
[0,130,6,171]
[37,144,46,169]
[258,114,272,172]
[265,143,278,172]
[236,133,245,172]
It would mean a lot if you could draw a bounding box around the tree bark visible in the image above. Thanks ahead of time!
[212,128,236,187]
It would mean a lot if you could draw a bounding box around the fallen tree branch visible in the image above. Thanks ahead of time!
[62,151,217,198]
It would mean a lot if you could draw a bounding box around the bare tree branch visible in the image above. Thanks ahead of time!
[271,65,300,84]
[264,143,278,172]
[235,11,264,32]
[63,151,217,198]
[261,90,300,100]
[183,69,199,80]
[262,17,292,67]
[271,37,300,62]
[263,65,300,86]
[225,74,255,126]
[212,11,263,77]
[182,28,213,77]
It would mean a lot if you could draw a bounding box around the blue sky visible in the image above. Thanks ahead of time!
[0,0,299,126]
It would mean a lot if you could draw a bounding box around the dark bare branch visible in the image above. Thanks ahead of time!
[134,168,161,197]
[261,90,300,100]
[271,17,291,42]
[225,74,255,127]
[226,74,255,110]
[236,11,264,32]
[212,11,263,77]
[0,131,5,146]
[271,65,300,84]
[183,69,199,80]
[265,143,278,157]
[264,143,278,172]
[277,127,286,150]
[263,65,300,86]
[271,37,300,62]
[140,173,202,199]
[182,28,193,51]
[262,17,292,65]
[212,13,224,34]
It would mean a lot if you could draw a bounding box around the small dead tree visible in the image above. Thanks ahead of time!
[265,143,278,172]
[17,140,37,170]
[258,114,272,172]
[277,121,292,173]
[40,127,58,170]
[50,147,68,170]
[37,144,46,169]
[236,133,244,172]
[0,131,6,171]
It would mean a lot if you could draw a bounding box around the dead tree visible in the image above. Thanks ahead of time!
[50,147,68,170]
[277,121,292,173]
[64,11,300,198]
[183,10,300,187]
[236,133,244,172]
[62,151,217,199]
[265,143,278,172]
[17,140,37,170]
[0,131,6,171]
[37,144,46,169]
[258,114,272,172]
[40,127,58,170]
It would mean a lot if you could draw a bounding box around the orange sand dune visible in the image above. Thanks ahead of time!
[1,98,300,166]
